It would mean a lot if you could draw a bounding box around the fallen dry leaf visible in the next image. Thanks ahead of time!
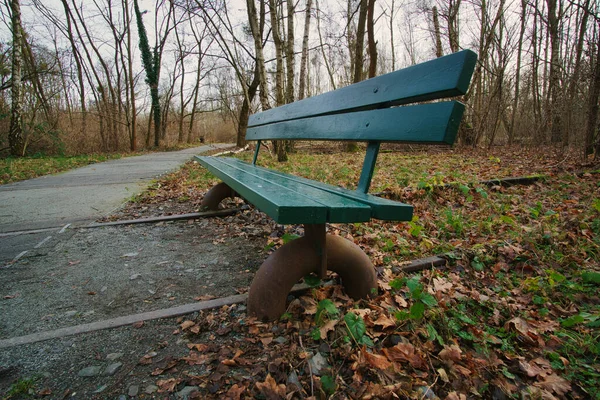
[364,351,392,370]
[225,383,246,400]
[383,342,427,369]
[180,320,195,330]
[255,373,286,400]
[372,314,396,329]
[438,344,463,363]
[132,321,144,329]
[319,319,338,339]
[157,378,181,393]
[534,373,572,396]
[518,359,544,377]
[187,343,209,352]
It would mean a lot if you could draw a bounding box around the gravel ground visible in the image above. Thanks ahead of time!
[0,212,267,399]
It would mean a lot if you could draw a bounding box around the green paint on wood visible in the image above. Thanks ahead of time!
[249,50,477,128]
[357,142,380,193]
[246,101,465,142]
[199,157,414,222]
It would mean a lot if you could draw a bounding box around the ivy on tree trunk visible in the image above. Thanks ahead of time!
[133,0,161,148]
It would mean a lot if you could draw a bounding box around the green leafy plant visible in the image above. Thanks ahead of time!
[344,312,373,347]
[320,374,336,395]
[391,276,438,321]
[311,299,340,340]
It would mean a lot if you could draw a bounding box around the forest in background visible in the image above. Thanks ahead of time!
[0,0,599,159]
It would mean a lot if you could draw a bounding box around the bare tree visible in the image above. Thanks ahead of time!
[298,0,312,100]
[9,0,24,156]
[366,0,376,78]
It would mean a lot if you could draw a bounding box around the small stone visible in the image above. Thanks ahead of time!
[94,384,108,393]
[308,352,329,376]
[78,366,102,377]
[144,385,158,394]
[148,289,156,295]
[128,384,139,397]
[82,310,95,317]
[130,274,141,280]
[118,395,127,400]
[274,336,287,344]
[177,386,199,398]
[287,370,301,390]
[123,252,139,258]
[106,352,123,361]
[65,310,77,317]
[104,362,122,376]
[101,286,108,292]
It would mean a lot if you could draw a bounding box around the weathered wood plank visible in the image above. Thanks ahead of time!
[196,156,374,224]
[249,50,476,128]
[246,101,464,143]
[217,158,413,222]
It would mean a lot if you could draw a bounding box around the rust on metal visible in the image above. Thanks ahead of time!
[247,225,377,321]
[201,182,236,210]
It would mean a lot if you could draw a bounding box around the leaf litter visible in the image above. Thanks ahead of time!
[100,145,599,398]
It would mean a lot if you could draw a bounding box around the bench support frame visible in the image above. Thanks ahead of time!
[200,182,236,211]
[202,182,377,321]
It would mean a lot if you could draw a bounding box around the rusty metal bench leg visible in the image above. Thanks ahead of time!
[247,224,377,321]
[201,182,236,210]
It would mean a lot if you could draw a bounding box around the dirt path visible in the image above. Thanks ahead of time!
[0,210,271,398]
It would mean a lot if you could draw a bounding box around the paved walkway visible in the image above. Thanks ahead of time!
[0,144,231,261]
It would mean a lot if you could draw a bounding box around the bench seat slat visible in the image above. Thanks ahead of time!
[249,50,477,127]
[247,101,464,143]
[216,158,414,222]
[196,156,374,224]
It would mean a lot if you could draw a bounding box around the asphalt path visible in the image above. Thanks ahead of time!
[0,144,231,263]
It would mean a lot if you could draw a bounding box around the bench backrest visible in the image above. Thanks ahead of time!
[247,50,477,193]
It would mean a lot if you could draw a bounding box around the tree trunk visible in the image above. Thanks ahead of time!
[134,0,161,148]
[546,0,562,143]
[367,0,377,78]
[247,0,270,111]
[298,0,312,100]
[585,34,600,158]
[508,0,527,145]
[447,0,461,53]
[285,0,295,104]
[345,0,368,152]
[352,0,368,83]
[9,0,24,156]
[269,0,288,161]
[389,0,395,69]
[237,64,261,147]
[565,0,589,147]
[124,0,137,151]
[432,6,443,58]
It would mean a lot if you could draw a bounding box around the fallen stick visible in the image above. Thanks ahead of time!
[210,145,249,157]
[0,282,315,349]
[400,255,447,272]
[86,209,240,228]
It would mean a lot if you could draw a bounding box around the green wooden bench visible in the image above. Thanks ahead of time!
[196,50,477,321]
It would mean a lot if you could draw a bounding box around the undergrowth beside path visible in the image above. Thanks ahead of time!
[98,146,600,398]
[0,154,123,185]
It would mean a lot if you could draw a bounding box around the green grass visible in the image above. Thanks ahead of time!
[2,377,36,399]
[0,153,123,185]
